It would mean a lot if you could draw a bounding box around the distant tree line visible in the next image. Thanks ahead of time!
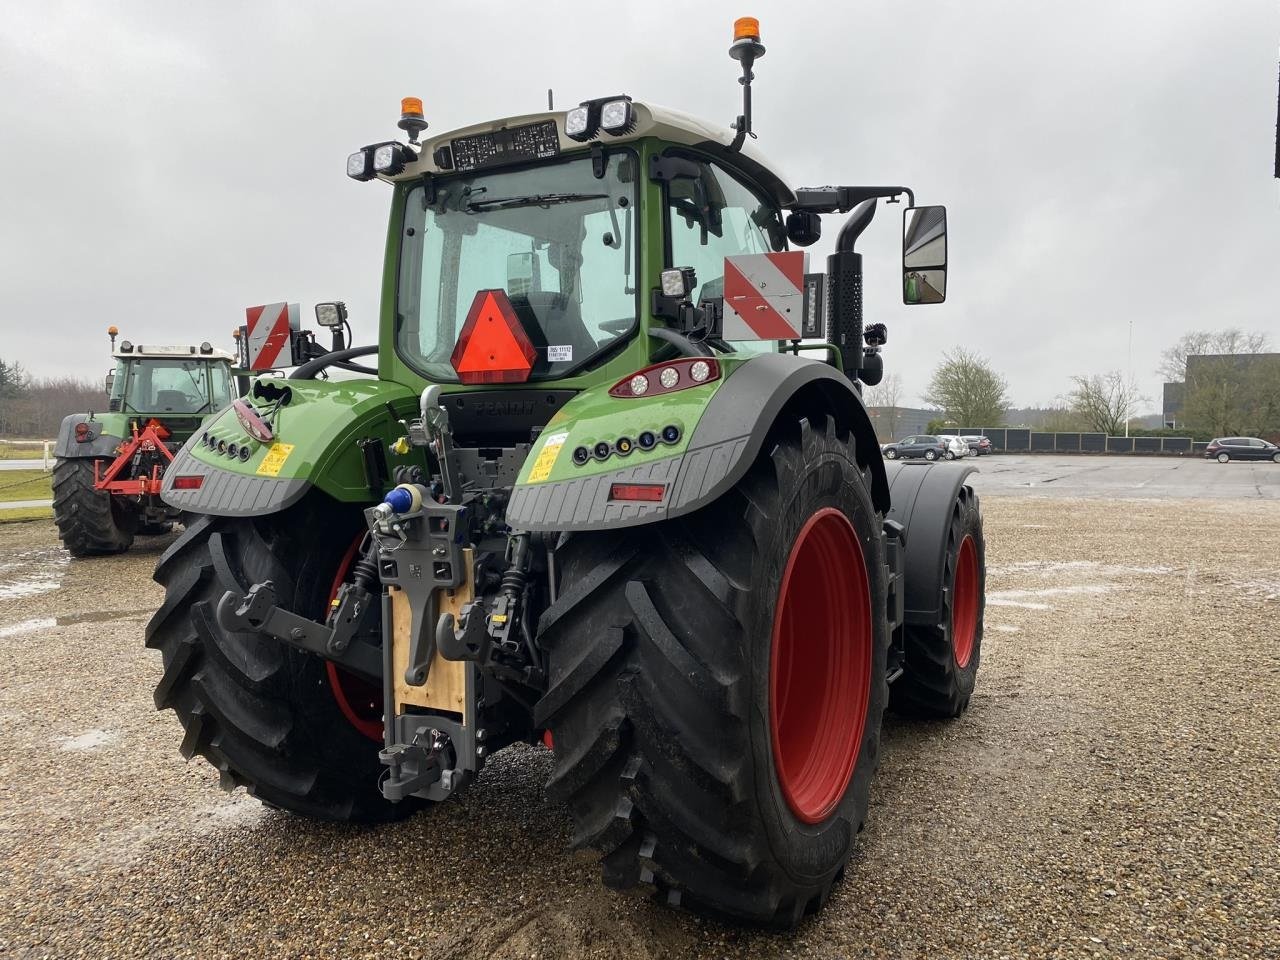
[0,358,106,438]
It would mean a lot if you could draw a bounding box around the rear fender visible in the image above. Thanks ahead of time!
[161,378,417,517]
[505,353,888,531]
[883,461,977,625]
[53,413,126,460]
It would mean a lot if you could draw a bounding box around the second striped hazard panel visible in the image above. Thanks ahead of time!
[243,302,300,371]
[722,251,807,340]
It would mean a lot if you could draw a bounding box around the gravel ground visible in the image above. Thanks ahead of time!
[0,497,1277,960]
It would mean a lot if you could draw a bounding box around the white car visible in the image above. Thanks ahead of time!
[943,436,969,460]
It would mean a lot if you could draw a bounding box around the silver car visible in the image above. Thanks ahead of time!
[943,436,969,460]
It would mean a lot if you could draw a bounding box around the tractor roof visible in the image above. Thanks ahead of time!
[114,343,236,362]
[387,100,795,207]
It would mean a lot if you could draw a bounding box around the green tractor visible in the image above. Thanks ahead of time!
[52,330,238,556]
[146,19,983,925]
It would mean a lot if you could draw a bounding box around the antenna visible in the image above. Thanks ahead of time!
[548,89,554,111]
[728,18,766,152]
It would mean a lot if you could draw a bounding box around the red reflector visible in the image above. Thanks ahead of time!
[608,483,666,503]
[74,423,90,441]
[172,475,204,490]
[450,289,537,384]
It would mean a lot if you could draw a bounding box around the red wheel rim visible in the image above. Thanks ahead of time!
[324,535,383,743]
[769,507,872,825]
[951,535,979,669]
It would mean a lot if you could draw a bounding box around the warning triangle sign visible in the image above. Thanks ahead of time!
[450,289,538,384]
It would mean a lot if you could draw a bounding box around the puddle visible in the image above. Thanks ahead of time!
[56,609,147,627]
[0,617,55,640]
[0,549,69,600]
[58,729,121,752]
[989,560,1173,577]
[987,598,1051,610]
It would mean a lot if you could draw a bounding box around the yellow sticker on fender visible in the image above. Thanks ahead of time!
[256,442,295,477]
[528,431,569,483]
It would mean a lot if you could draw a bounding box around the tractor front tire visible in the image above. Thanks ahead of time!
[537,415,888,926]
[52,457,135,557]
[144,504,415,824]
[891,484,985,718]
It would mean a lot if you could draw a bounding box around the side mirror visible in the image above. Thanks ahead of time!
[785,211,822,247]
[902,205,947,304]
[104,372,115,395]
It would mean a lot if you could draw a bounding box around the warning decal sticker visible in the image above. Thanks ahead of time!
[255,442,296,477]
[528,431,569,483]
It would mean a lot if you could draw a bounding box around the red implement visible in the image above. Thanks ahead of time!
[94,419,175,497]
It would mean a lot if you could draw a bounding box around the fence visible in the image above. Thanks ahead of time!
[937,428,1203,456]
[0,439,54,468]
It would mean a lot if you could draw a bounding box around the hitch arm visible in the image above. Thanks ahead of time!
[215,580,382,683]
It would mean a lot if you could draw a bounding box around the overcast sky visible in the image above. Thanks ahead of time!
[2,0,1278,412]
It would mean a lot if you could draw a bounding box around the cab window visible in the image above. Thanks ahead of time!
[664,157,786,348]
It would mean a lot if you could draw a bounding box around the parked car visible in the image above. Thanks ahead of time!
[961,434,994,456]
[882,435,950,461]
[1205,437,1280,463]
[943,436,970,460]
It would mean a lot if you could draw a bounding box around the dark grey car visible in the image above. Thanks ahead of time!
[882,435,949,461]
[1204,437,1280,463]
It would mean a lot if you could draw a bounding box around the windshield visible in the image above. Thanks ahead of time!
[397,153,639,382]
[122,359,223,415]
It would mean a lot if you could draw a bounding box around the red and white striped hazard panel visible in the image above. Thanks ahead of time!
[244,302,299,370]
[722,251,807,340]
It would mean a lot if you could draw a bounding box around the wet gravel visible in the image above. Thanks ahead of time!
[0,496,1277,959]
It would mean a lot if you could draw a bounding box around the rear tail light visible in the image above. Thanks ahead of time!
[74,423,92,443]
[609,483,666,502]
[609,357,720,398]
[232,399,274,443]
[172,476,204,490]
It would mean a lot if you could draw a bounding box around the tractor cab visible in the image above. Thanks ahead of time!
[107,338,237,429]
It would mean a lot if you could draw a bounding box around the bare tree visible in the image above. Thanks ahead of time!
[1156,328,1271,383]
[864,373,904,438]
[1068,371,1146,436]
[922,348,1010,427]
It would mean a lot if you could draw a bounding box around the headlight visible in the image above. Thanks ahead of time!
[599,98,634,134]
[564,105,592,140]
[372,143,405,175]
[347,149,374,181]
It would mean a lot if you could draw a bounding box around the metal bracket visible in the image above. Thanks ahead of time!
[215,580,382,682]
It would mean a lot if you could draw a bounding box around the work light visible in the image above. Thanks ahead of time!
[373,143,405,176]
[564,106,592,140]
[315,302,348,328]
[347,149,374,181]
[599,98,634,134]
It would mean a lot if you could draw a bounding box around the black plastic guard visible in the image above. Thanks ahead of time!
[883,460,977,626]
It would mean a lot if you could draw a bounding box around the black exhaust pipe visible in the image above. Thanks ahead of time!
[826,198,877,382]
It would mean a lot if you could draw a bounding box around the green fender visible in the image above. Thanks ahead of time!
[160,378,419,517]
[505,352,887,531]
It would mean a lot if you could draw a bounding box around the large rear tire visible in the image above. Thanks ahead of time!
[536,415,889,926]
[890,484,985,718]
[52,457,135,557]
[144,501,415,823]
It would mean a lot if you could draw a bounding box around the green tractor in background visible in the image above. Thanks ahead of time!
[146,19,984,926]
[52,330,238,556]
